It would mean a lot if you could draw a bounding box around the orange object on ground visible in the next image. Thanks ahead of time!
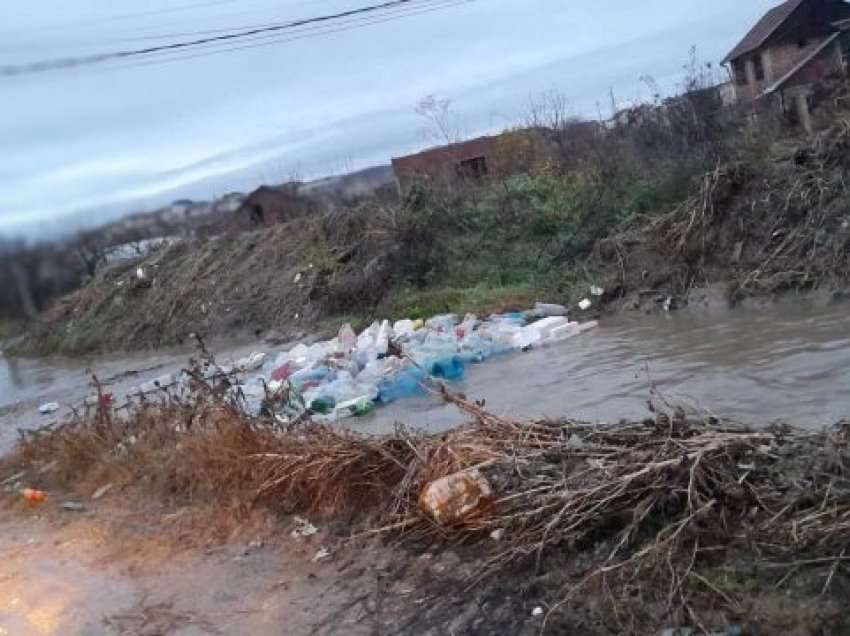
[21,488,46,504]
[418,469,493,525]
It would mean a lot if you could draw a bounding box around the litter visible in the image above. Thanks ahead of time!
[216,302,597,421]
[38,402,59,415]
[290,516,319,538]
[532,607,544,617]
[62,501,86,512]
[418,469,493,525]
[21,488,46,504]
[92,483,114,500]
[312,547,331,562]
[590,285,604,297]
[578,298,592,311]
[235,352,266,372]
[530,302,568,317]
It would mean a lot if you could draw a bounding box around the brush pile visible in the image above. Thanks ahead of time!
[597,116,850,309]
[6,367,850,633]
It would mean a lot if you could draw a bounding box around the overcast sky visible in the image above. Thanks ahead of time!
[0,0,777,239]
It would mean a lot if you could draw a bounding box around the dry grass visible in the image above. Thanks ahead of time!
[597,115,850,310]
[5,371,850,634]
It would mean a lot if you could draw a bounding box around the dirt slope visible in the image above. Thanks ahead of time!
[595,119,850,310]
[23,209,401,355]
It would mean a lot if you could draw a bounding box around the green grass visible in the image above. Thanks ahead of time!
[378,283,541,320]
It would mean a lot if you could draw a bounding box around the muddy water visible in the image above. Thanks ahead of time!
[364,299,850,433]
[1,300,849,451]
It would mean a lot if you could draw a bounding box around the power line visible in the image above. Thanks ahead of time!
[98,0,452,46]
[103,0,471,72]
[0,0,460,77]
[67,0,348,43]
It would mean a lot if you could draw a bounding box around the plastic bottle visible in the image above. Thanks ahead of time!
[531,302,568,318]
[426,314,458,333]
[336,396,375,418]
[430,356,464,380]
[271,361,297,382]
[392,319,416,336]
[375,320,393,356]
[490,312,527,326]
[309,396,336,414]
[377,368,426,403]
[289,365,331,388]
[338,323,357,353]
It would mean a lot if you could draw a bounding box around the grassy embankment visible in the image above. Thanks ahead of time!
[19,78,850,355]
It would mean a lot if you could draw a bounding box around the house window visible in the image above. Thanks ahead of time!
[733,60,748,85]
[456,156,488,180]
[754,55,765,81]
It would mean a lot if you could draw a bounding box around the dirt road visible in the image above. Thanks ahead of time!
[0,501,536,636]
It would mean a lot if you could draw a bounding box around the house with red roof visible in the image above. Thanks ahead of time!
[724,0,850,123]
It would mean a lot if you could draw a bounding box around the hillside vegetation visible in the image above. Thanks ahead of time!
[19,79,850,355]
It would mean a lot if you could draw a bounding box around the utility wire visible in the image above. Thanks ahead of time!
[104,0,470,71]
[0,0,455,77]
[100,0,452,46]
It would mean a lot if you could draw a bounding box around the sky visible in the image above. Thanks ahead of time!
[0,0,779,240]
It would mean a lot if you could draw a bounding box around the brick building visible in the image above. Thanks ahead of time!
[723,0,850,129]
[234,183,316,230]
[391,129,544,192]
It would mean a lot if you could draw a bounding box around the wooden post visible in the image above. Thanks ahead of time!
[795,92,813,136]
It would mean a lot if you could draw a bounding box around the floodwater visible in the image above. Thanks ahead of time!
[2,300,849,452]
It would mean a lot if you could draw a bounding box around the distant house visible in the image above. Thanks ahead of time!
[235,183,316,229]
[723,0,850,126]
[391,130,543,192]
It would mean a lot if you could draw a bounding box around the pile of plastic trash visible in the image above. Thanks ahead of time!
[235,302,598,422]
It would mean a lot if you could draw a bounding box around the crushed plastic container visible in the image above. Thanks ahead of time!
[336,396,375,418]
[426,314,457,333]
[289,365,331,388]
[236,351,266,371]
[430,356,464,380]
[38,402,60,415]
[309,396,335,415]
[531,302,568,317]
[490,311,527,326]
[271,361,297,382]
[377,367,426,403]
[419,469,493,525]
[338,323,357,353]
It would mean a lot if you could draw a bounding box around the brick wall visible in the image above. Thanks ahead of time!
[391,130,545,191]
[765,39,825,83]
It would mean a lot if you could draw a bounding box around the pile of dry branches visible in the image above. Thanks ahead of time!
[598,116,850,310]
[7,375,850,632]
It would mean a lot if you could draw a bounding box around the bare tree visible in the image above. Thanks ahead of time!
[526,89,600,168]
[416,94,463,145]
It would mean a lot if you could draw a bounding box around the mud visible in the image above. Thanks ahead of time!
[0,502,542,636]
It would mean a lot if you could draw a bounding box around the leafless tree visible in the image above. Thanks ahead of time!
[416,94,463,145]
[526,89,601,168]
